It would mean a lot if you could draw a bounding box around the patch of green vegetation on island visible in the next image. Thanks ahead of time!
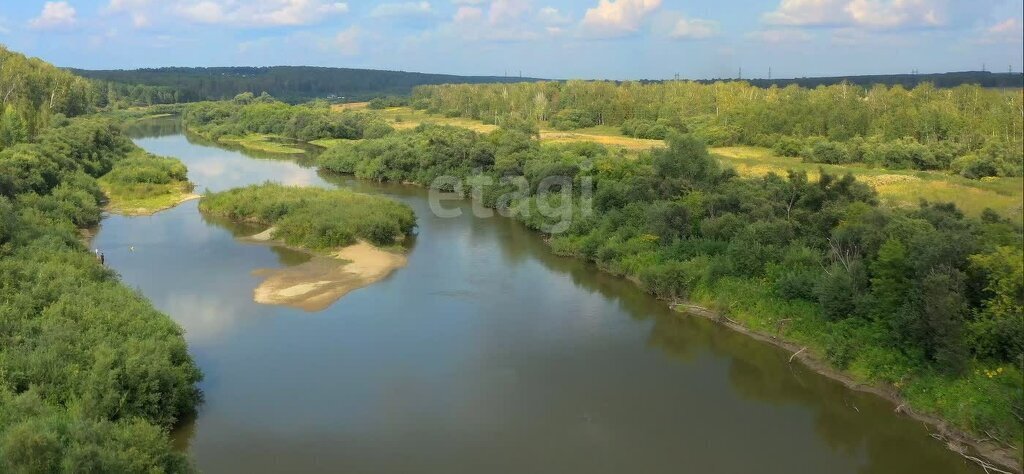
[99,151,196,215]
[199,182,416,248]
[217,134,307,154]
[310,137,355,148]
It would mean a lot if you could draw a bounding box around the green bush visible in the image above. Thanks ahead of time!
[200,183,416,247]
[0,115,201,470]
[549,108,598,130]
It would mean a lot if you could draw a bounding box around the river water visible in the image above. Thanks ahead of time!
[92,118,978,473]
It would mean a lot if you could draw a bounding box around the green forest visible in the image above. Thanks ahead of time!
[705,71,1023,89]
[73,66,539,105]
[0,47,200,471]
[182,93,393,143]
[409,81,1024,178]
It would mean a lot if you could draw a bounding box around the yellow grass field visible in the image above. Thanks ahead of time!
[712,147,1023,221]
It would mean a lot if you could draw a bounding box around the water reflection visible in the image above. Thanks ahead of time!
[90,117,981,473]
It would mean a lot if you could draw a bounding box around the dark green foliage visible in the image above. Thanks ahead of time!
[73,66,539,104]
[550,108,598,130]
[183,98,391,142]
[951,142,1024,178]
[621,118,677,139]
[368,96,410,109]
[807,140,852,164]
[0,389,193,473]
[0,110,201,469]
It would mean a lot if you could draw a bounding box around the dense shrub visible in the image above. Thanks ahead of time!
[0,115,201,470]
[184,98,387,142]
[200,183,416,247]
[549,108,598,130]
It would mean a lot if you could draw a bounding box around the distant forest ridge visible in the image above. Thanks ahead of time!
[72,66,1023,106]
[71,66,542,103]
[689,71,1024,89]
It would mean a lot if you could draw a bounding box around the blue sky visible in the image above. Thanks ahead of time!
[2,0,1022,79]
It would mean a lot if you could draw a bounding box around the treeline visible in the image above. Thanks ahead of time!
[699,71,1024,89]
[0,45,95,139]
[200,183,416,248]
[0,114,201,469]
[315,123,1023,454]
[183,93,393,142]
[73,66,540,104]
[410,81,1024,178]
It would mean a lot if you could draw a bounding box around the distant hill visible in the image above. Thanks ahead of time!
[73,66,1021,107]
[71,66,542,104]
[690,71,1023,89]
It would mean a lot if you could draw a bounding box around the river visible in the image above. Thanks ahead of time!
[91,117,979,473]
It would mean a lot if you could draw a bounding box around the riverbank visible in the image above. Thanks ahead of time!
[670,301,1021,473]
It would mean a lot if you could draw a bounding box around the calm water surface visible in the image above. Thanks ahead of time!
[92,118,979,473]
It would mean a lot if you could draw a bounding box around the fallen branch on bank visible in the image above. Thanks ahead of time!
[789,346,807,363]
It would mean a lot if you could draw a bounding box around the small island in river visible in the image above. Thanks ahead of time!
[99,150,198,216]
[199,183,416,311]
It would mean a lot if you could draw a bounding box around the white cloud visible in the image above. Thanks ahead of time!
[453,6,483,22]
[174,0,349,27]
[131,12,150,27]
[844,0,944,28]
[581,0,662,38]
[107,0,152,11]
[370,2,432,18]
[29,1,77,30]
[669,17,719,40]
[976,17,1024,44]
[177,1,226,24]
[762,0,950,29]
[538,6,570,25]
[489,0,531,24]
[441,1,549,41]
[762,0,847,26]
[748,29,814,43]
[333,26,361,55]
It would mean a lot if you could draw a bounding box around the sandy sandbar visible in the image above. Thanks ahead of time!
[246,228,407,311]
